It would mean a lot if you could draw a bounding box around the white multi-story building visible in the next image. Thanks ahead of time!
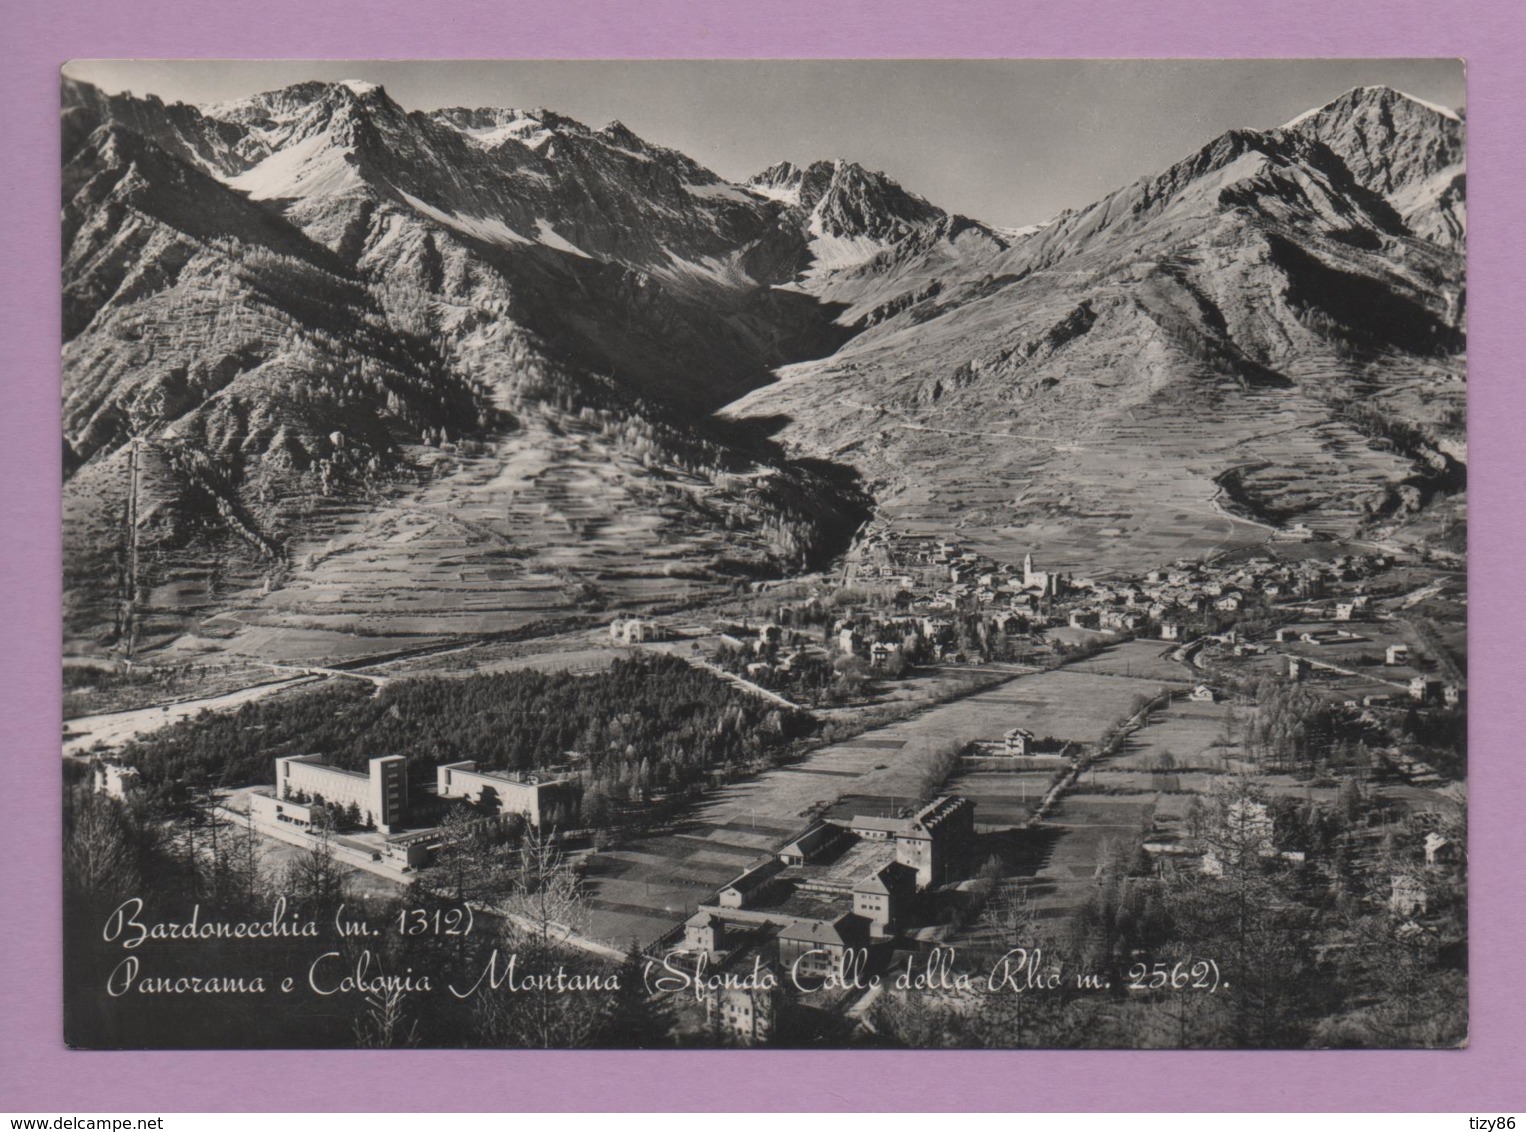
[435,761,570,828]
[263,753,409,833]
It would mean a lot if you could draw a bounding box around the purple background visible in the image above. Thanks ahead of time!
[4,0,1523,1112]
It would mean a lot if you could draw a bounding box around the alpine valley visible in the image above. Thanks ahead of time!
[62,78,1464,665]
[60,69,1471,1054]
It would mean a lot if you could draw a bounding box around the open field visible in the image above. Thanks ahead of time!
[1061,637,1196,683]
[959,696,1225,924]
[63,674,322,755]
[578,654,1163,946]
[1103,697,1235,770]
[946,668,1168,745]
[944,768,1054,829]
[63,657,284,718]
[1078,769,1222,794]
[1018,792,1157,919]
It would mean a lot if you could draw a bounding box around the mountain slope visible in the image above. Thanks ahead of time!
[62,79,1464,662]
[723,87,1465,574]
[1283,85,1465,248]
[61,78,874,660]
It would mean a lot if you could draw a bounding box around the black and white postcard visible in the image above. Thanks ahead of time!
[60,59,1467,1050]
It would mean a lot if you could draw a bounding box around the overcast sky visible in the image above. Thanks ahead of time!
[62,59,1464,229]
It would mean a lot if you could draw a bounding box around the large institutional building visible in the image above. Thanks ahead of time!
[845,795,975,889]
[435,760,571,828]
[244,751,576,882]
[258,753,410,832]
[683,795,975,965]
[676,794,976,1044]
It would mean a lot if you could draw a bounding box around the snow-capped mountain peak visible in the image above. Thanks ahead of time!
[1281,84,1462,129]
[1279,84,1464,246]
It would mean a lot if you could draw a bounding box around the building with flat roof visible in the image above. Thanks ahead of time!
[435,761,571,828]
[273,753,408,833]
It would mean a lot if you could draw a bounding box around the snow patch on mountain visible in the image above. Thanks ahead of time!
[746,161,805,206]
[994,224,1044,241]
[228,132,363,200]
[1383,88,1461,121]
[750,182,802,205]
[395,192,597,260]
[655,249,755,291]
[399,191,532,248]
[602,142,655,163]
[682,180,755,204]
[1282,85,1462,129]
[805,231,885,273]
[460,114,555,150]
[534,219,593,258]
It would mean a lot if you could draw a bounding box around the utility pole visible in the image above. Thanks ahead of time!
[122,438,141,660]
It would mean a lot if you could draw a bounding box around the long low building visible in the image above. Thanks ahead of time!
[435,761,571,828]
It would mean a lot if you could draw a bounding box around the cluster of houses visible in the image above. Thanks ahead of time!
[681,533,1438,698]
[711,605,1020,682]
[851,534,1071,615]
[832,536,1473,724]
[1135,795,1312,877]
[767,549,1070,671]
[1274,624,1463,708]
[842,529,1404,655]
[1062,553,1395,640]
[1142,792,1464,944]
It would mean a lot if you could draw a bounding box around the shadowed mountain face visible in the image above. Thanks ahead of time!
[62,78,1463,661]
[1283,85,1465,248]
